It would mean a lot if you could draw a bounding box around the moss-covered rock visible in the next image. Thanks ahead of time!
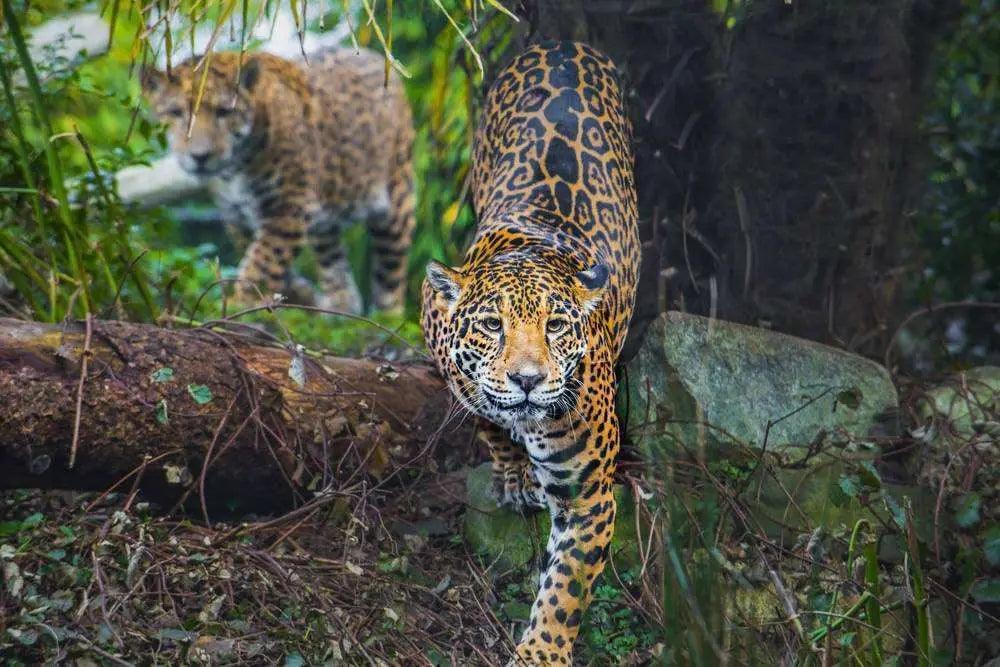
[625,312,899,457]
[623,312,901,539]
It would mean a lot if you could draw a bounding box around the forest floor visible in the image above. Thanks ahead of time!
[0,469,659,666]
[1,474,507,665]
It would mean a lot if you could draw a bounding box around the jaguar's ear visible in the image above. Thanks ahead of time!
[425,260,465,307]
[140,65,172,93]
[574,263,609,313]
[239,57,262,91]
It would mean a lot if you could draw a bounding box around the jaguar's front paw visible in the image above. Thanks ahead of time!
[492,463,546,514]
[509,638,569,665]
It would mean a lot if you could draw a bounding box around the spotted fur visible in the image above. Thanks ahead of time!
[421,41,639,664]
[144,48,415,313]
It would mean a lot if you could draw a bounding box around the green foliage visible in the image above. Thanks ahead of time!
[154,398,168,424]
[150,366,174,383]
[954,492,982,528]
[578,568,657,662]
[1,0,509,352]
[916,0,999,307]
[186,383,213,405]
[985,525,1000,567]
[0,0,157,320]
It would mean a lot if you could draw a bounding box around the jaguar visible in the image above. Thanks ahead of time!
[421,40,639,664]
[144,48,415,313]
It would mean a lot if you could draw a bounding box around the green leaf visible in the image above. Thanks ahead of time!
[7,627,38,646]
[839,631,857,647]
[155,628,196,642]
[155,399,169,424]
[502,600,532,621]
[883,495,905,529]
[970,578,1000,603]
[984,525,1000,567]
[0,521,22,537]
[838,474,861,498]
[954,493,981,528]
[46,549,66,561]
[284,654,305,667]
[150,367,174,383]
[187,384,213,405]
[858,461,882,489]
[482,0,519,21]
[426,649,450,667]
[20,513,43,529]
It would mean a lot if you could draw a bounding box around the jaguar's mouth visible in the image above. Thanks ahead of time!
[184,163,223,177]
[507,399,546,413]
[483,391,546,413]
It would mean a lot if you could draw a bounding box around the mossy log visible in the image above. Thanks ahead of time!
[0,318,477,514]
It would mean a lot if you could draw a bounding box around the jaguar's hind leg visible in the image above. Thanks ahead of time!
[310,214,362,315]
[369,125,415,314]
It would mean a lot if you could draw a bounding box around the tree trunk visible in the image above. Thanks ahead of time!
[516,0,960,360]
[0,317,478,515]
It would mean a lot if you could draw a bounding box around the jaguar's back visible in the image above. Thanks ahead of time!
[306,49,412,218]
[468,40,639,354]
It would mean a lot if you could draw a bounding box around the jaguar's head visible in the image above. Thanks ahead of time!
[143,54,261,176]
[425,253,608,426]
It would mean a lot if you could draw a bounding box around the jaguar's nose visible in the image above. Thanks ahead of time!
[508,370,545,394]
[189,151,212,168]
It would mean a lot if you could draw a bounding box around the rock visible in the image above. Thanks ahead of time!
[624,312,900,538]
[463,464,640,571]
[625,312,899,457]
[916,366,999,441]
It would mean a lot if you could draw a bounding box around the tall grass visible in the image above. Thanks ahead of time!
[628,422,981,666]
[1,0,158,320]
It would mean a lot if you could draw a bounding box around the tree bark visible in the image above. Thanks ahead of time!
[516,0,961,360]
[0,317,478,515]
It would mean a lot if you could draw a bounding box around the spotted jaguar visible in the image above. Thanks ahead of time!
[421,40,639,664]
[144,48,415,313]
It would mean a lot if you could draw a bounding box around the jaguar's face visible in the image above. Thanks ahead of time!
[143,56,260,176]
[426,256,608,426]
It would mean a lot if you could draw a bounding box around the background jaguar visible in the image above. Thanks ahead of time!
[422,40,639,664]
[144,48,415,313]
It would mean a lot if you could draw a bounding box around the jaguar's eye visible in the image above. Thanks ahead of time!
[482,317,502,333]
[546,318,567,334]
[166,107,184,118]
[215,106,235,118]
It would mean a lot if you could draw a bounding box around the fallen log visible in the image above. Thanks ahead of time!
[0,317,478,515]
